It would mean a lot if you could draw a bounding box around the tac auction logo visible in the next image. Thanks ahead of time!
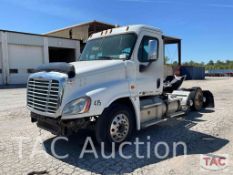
[200,154,229,171]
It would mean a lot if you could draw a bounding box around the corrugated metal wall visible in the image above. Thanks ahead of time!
[47,25,89,40]
[47,22,115,41]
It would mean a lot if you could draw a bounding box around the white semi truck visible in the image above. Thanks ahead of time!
[27,25,214,147]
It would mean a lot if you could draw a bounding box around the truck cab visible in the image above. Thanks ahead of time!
[27,25,214,147]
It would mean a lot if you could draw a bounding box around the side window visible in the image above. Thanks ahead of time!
[138,36,158,62]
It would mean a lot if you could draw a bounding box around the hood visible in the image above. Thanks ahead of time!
[62,60,128,106]
[70,60,125,75]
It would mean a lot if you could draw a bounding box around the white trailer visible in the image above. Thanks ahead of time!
[0,30,80,85]
[26,25,214,149]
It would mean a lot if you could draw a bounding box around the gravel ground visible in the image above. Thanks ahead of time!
[0,77,233,175]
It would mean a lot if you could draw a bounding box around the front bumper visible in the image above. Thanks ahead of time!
[31,112,92,135]
[31,112,62,135]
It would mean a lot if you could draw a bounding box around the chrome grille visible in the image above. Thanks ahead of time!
[27,78,60,113]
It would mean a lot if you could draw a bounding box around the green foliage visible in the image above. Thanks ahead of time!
[170,59,233,70]
[164,56,170,64]
[205,59,233,70]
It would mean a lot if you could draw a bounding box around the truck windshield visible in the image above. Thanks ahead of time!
[80,33,137,61]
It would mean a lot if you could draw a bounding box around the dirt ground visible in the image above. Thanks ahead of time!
[0,77,233,175]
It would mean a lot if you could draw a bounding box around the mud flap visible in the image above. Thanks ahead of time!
[203,90,215,108]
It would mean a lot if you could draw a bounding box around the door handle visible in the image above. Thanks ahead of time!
[157,78,161,88]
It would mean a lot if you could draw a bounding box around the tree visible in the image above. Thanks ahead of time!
[207,60,214,66]
[172,61,178,65]
[164,56,170,64]
[167,58,233,70]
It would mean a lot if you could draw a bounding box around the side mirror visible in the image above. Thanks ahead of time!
[148,40,158,61]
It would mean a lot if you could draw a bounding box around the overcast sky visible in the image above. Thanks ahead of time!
[0,0,232,63]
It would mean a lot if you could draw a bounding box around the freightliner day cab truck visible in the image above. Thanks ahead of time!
[27,25,214,147]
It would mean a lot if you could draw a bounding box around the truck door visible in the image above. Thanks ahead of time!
[134,31,163,96]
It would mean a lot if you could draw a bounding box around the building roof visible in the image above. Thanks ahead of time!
[0,29,80,41]
[45,20,117,34]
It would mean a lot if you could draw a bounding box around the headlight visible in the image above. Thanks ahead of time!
[63,97,91,115]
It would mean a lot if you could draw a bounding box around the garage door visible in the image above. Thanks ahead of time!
[0,45,3,85]
[8,44,44,84]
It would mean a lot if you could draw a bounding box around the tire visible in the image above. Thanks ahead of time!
[190,87,203,111]
[95,103,135,150]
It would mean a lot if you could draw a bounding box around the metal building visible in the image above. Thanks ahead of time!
[45,20,115,51]
[0,21,114,85]
[0,30,80,85]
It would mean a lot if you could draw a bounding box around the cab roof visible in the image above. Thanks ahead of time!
[89,25,162,40]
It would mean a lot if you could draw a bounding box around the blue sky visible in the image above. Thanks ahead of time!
[0,0,233,63]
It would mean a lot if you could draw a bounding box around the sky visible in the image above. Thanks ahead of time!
[0,0,233,63]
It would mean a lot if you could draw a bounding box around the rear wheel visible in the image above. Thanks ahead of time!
[95,103,134,149]
[191,87,203,111]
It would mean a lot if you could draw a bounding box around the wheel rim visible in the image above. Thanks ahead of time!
[110,113,129,143]
[194,89,203,110]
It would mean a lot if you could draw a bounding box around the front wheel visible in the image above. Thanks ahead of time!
[95,104,134,149]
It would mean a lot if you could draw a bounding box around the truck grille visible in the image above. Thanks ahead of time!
[27,78,61,113]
